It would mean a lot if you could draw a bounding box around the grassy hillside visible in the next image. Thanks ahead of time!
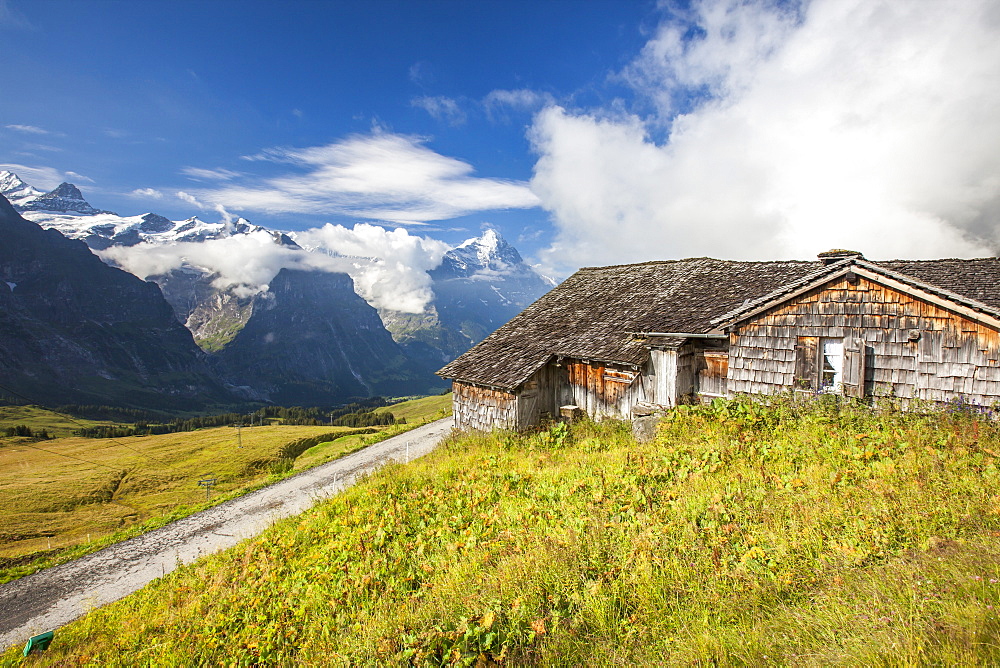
[0,424,354,580]
[11,395,1000,665]
[0,394,452,584]
[376,392,452,422]
[0,405,113,438]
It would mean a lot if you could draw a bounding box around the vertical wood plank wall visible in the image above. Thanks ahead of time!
[727,276,1000,404]
[650,349,677,407]
[563,360,648,420]
[453,359,650,431]
[697,352,729,397]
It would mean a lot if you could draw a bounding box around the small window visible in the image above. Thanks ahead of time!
[820,338,844,393]
[795,336,865,396]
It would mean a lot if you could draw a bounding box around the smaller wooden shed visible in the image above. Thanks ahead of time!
[438,258,823,430]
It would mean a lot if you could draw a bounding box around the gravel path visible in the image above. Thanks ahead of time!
[0,418,453,652]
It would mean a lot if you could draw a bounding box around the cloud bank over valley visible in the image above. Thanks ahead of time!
[100,224,450,314]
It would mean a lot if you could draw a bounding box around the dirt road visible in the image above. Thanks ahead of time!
[0,418,453,652]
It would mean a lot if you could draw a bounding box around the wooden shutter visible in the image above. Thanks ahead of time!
[841,338,866,398]
[794,336,819,390]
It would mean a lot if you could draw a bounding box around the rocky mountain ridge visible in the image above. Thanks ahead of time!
[0,172,555,406]
[0,193,235,409]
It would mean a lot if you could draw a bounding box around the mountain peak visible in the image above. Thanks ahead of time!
[43,182,85,200]
[432,228,531,281]
[17,180,116,216]
[451,228,522,272]
[457,227,504,253]
[0,171,44,204]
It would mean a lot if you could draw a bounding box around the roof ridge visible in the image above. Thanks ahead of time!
[577,257,820,271]
[876,256,1000,263]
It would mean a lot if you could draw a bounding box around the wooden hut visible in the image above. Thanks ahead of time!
[439,251,1000,431]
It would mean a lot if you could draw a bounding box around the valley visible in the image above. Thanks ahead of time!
[0,171,554,407]
[0,395,451,585]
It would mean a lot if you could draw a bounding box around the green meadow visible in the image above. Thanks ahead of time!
[0,405,113,439]
[0,396,451,584]
[9,395,1000,665]
[374,392,452,423]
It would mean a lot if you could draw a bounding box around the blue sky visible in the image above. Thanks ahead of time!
[3,0,1000,278]
[0,0,653,259]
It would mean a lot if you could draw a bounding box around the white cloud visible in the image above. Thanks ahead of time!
[175,190,205,208]
[484,89,554,121]
[530,0,1000,274]
[99,231,341,299]
[295,223,450,313]
[100,223,448,313]
[130,187,164,199]
[411,96,467,125]
[65,171,93,183]
[193,132,540,224]
[175,189,234,225]
[181,166,243,181]
[0,163,72,190]
[5,124,48,135]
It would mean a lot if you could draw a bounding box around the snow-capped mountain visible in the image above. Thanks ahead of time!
[381,228,556,368]
[27,209,298,250]
[438,228,530,278]
[0,171,43,206]
[0,172,117,216]
[18,181,117,216]
[0,175,296,250]
[0,171,554,401]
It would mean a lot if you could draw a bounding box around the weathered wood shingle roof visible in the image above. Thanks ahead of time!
[713,257,1000,328]
[877,258,1000,311]
[437,258,822,390]
[439,255,1000,391]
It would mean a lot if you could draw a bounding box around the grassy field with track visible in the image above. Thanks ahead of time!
[0,396,451,584]
[9,395,1000,665]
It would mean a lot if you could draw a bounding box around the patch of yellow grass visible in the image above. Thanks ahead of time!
[0,424,346,562]
[377,392,452,422]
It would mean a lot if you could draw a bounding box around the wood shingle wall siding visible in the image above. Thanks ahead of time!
[452,381,518,431]
[728,276,1000,404]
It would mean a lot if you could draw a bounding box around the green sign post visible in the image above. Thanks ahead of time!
[23,631,54,656]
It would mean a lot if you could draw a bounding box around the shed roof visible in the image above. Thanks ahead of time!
[437,258,821,390]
